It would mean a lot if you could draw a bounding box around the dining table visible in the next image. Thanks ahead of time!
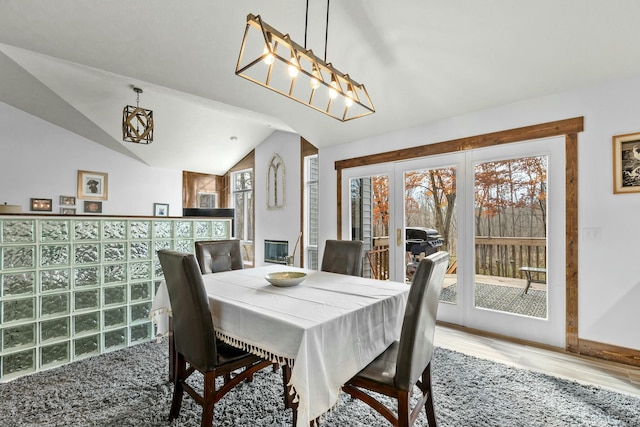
[150,264,410,427]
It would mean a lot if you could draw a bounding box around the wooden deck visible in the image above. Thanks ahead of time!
[443,274,547,292]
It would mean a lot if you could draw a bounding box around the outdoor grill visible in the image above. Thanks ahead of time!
[406,227,444,279]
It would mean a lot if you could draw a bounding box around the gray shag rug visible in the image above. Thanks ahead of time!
[1,340,638,427]
[440,283,547,318]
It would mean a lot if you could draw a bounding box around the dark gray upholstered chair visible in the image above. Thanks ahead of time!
[195,239,244,274]
[321,239,364,276]
[157,250,271,427]
[342,251,450,427]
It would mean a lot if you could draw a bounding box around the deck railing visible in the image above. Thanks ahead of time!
[475,236,546,280]
[365,236,547,282]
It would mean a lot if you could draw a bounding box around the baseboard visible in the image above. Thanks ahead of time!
[437,321,640,368]
[579,339,640,368]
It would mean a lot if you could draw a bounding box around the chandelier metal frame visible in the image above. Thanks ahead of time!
[235,8,375,122]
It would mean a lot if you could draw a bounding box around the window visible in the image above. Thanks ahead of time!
[304,155,319,269]
[232,169,254,265]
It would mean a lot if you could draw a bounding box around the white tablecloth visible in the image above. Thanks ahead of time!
[150,265,409,427]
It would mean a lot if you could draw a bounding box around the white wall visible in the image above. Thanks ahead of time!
[0,102,182,216]
[319,75,640,351]
[254,131,301,267]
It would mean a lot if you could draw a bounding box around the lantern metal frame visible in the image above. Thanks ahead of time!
[122,87,154,144]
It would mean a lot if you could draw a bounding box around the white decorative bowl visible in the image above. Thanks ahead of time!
[265,271,307,287]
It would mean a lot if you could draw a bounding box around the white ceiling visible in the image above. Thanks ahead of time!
[2,1,640,175]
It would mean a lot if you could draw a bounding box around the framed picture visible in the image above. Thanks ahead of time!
[613,132,640,194]
[78,170,108,200]
[31,198,52,212]
[83,200,103,213]
[60,195,76,206]
[60,208,76,215]
[198,192,218,208]
[154,203,169,217]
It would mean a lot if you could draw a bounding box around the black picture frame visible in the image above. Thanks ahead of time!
[30,198,52,212]
[83,200,103,213]
[154,203,169,217]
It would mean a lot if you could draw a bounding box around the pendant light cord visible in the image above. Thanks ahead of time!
[304,0,330,61]
[324,0,330,62]
[304,0,309,49]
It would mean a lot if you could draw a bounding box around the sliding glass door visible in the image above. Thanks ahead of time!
[342,137,566,346]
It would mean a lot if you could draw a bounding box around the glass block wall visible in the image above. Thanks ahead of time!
[0,216,232,381]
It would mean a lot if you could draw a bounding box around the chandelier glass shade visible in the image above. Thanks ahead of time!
[235,14,375,122]
[122,87,154,144]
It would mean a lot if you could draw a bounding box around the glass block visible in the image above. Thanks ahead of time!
[41,341,69,367]
[2,349,35,377]
[129,221,150,239]
[40,245,70,267]
[1,246,35,270]
[74,266,99,287]
[130,262,151,280]
[2,324,35,350]
[74,334,99,357]
[213,220,231,239]
[40,220,70,242]
[103,221,127,240]
[104,328,127,350]
[103,307,126,328]
[103,243,126,262]
[40,317,70,342]
[153,221,172,238]
[175,221,192,238]
[74,312,99,335]
[103,264,126,284]
[104,285,126,306]
[176,240,192,253]
[130,282,151,301]
[40,293,69,317]
[74,289,99,311]
[130,241,150,260]
[154,260,163,278]
[40,269,70,292]
[1,220,35,243]
[74,243,99,264]
[130,323,151,342]
[153,240,171,258]
[195,221,212,238]
[74,220,100,241]
[3,298,35,323]
[130,302,151,323]
[1,272,35,296]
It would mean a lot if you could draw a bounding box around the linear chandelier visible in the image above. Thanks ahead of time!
[122,86,154,144]
[235,3,375,122]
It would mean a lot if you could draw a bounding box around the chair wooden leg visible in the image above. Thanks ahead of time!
[398,390,411,427]
[202,371,216,427]
[168,318,176,383]
[169,353,186,421]
[423,368,437,427]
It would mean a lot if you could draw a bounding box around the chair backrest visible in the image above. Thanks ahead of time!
[395,251,449,391]
[157,250,218,371]
[321,240,364,276]
[195,239,244,274]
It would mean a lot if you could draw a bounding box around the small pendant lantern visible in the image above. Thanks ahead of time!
[122,87,154,144]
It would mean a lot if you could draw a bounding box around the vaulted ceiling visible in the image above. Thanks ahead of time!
[2,1,640,174]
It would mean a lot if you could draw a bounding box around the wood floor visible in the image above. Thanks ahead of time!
[433,323,640,397]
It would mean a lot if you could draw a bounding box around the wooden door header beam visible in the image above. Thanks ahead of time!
[335,117,584,170]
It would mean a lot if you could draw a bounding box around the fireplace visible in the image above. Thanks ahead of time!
[264,239,288,264]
